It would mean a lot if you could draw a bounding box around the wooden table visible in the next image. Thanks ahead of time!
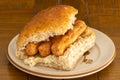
[0,0,120,80]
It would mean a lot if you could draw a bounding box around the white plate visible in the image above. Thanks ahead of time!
[7,29,116,79]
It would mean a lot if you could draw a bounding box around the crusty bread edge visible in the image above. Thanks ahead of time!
[16,5,78,51]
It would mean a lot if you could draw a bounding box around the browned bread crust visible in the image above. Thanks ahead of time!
[17,5,78,49]
[15,5,96,71]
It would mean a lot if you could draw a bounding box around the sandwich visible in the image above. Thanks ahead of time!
[16,5,96,70]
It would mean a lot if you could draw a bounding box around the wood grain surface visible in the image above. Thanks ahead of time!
[0,0,120,80]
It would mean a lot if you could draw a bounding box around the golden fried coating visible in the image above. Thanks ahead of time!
[25,42,39,56]
[50,36,61,43]
[38,41,51,57]
[51,20,87,56]
[25,20,87,57]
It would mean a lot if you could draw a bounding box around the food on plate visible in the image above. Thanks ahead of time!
[38,41,51,57]
[16,5,96,70]
[25,42,39,56]
[51,20,87,56]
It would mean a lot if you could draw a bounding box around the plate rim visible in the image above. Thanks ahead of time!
[6,28,116,79]
[6,51,116,79]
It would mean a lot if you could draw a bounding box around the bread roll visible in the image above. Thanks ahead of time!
[24,27,96,70]
[16,5,96,70]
